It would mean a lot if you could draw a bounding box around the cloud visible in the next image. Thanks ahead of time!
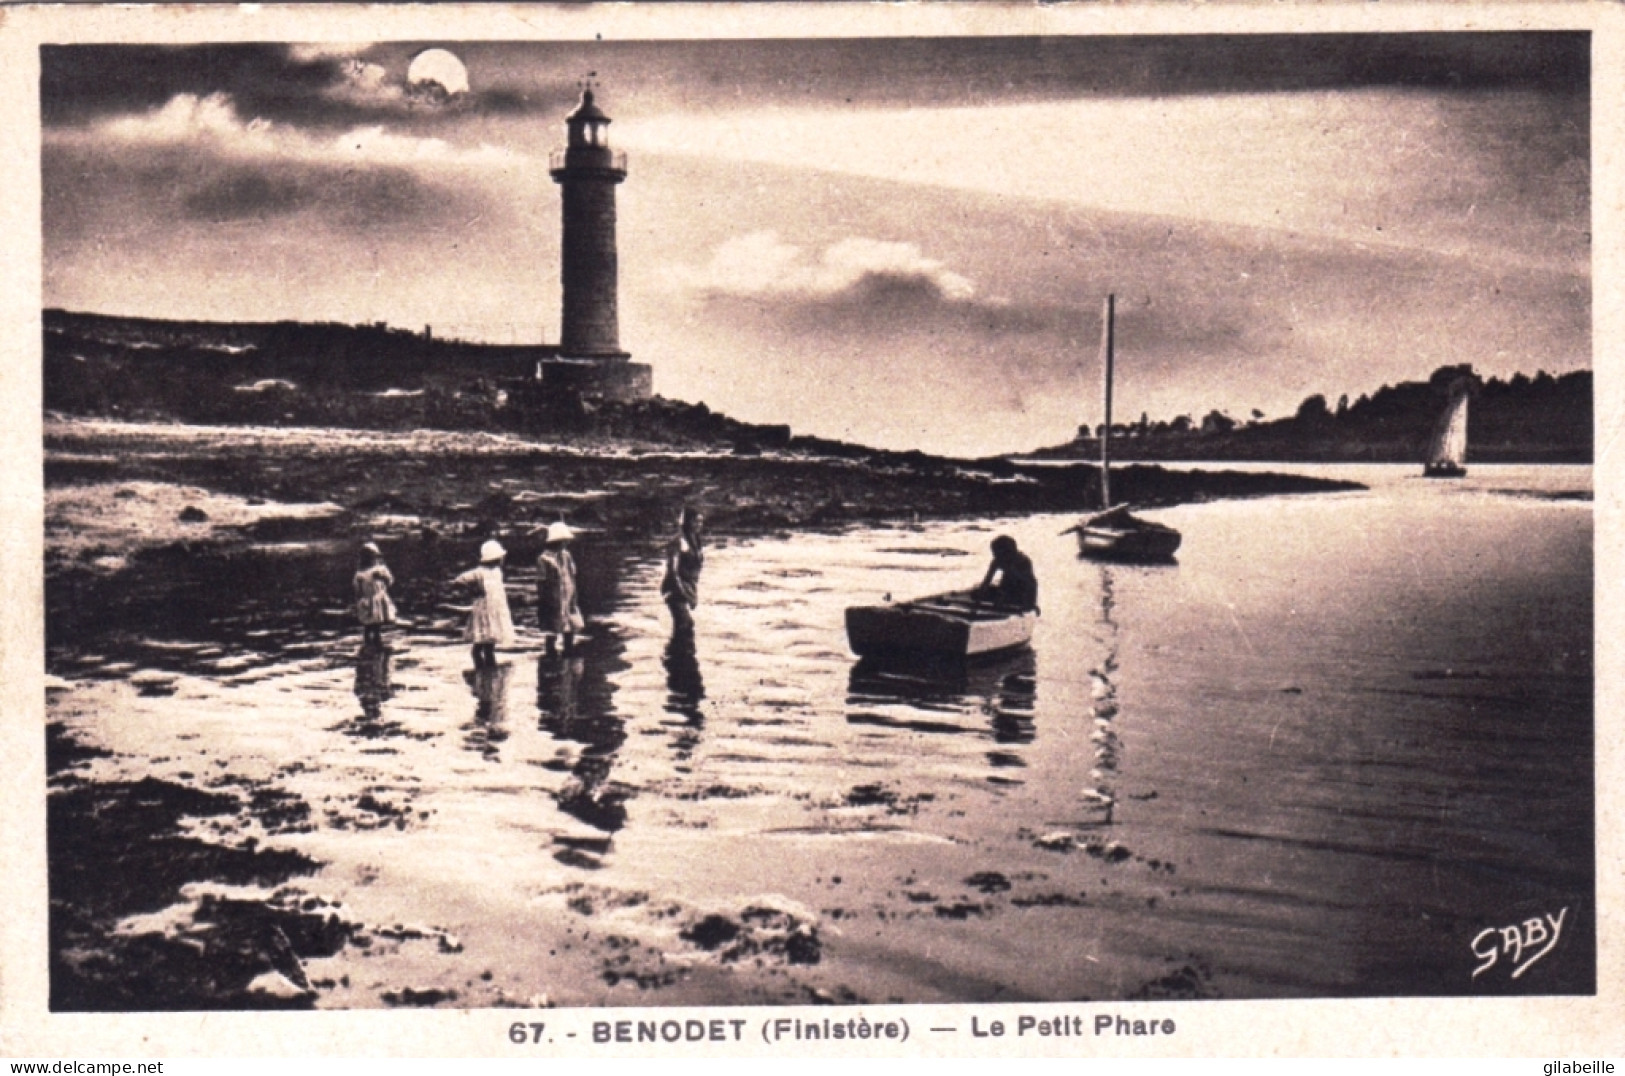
[623,87,1588,276]
[323,58,413,110]
[172,162,462,226]
[42,43,511,132]
[285,43,373,64]
[628,151,1586,453]
[689,34,1588,107]
[72,92,520,171]
[181,169,307,221]
[42,36,1586,135]
[45,137,492,238]
[322,56,477,114]
[100,92,264,146]
[681,231,975,305]
[43,93,515,237]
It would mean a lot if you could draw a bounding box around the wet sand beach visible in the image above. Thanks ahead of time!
[43,424,1591,1009]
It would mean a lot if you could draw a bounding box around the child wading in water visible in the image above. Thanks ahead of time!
[535,522,584,657]
[353,541,397,647]
[454,540,515,668]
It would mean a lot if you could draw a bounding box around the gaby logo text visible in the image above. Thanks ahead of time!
[1471,907,1567,980]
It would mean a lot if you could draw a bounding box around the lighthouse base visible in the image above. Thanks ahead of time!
[539,357,652,402]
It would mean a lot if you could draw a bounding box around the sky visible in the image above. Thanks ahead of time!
[41,35,1590,456]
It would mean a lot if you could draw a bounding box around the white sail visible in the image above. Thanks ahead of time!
[1425,381,1470,474]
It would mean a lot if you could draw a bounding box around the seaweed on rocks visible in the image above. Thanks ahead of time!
[47,755,326,1010]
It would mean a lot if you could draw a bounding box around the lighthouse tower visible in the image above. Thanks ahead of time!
[541,86,650,400]
[552,87,629,357]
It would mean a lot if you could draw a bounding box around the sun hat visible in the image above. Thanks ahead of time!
[545,522,576,544]
[479,539,506,563]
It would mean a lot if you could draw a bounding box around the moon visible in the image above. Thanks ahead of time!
[407,49,469,96]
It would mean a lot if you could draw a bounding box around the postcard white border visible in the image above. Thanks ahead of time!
[2,1,1620,1059]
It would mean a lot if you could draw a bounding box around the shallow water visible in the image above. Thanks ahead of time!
[46,464,1594,1005]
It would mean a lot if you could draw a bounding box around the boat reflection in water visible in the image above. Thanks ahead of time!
[1082,564,1122,825]
[846,649,1038,767]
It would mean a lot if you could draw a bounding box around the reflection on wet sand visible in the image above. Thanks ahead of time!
[352,640,393,722]
[331,641,432,743]
[661,626,706,759]
[538,651,629,843]
[462,662,512,761]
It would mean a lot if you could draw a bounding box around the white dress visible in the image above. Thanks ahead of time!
[353,564,397,626]
[454,564,515,645]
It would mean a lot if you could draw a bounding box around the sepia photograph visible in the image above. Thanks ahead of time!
[5,1,1617,1057]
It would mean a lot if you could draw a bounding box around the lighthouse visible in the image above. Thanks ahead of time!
[552,87,629,356]
[540,86,650,400]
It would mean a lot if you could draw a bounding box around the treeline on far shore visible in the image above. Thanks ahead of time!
[1036,364,1591,464]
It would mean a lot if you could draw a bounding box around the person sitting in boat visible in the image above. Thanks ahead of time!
[973,535,1039,613]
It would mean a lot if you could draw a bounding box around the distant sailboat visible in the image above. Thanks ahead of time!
[1423,376,1471,479]
[1063,294,1182,563]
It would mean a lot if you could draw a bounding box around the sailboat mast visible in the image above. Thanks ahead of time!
[1100,293,1115,509]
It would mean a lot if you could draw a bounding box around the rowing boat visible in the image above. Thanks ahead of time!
[845,589,1037,660]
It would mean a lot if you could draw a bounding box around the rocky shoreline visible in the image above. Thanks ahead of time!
[45,416,1362,557]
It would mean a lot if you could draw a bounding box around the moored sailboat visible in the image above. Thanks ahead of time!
[1065,294,1182,563]
[1068,503,1183,562]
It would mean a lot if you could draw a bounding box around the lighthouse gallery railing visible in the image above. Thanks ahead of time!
[549,149,628,172]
